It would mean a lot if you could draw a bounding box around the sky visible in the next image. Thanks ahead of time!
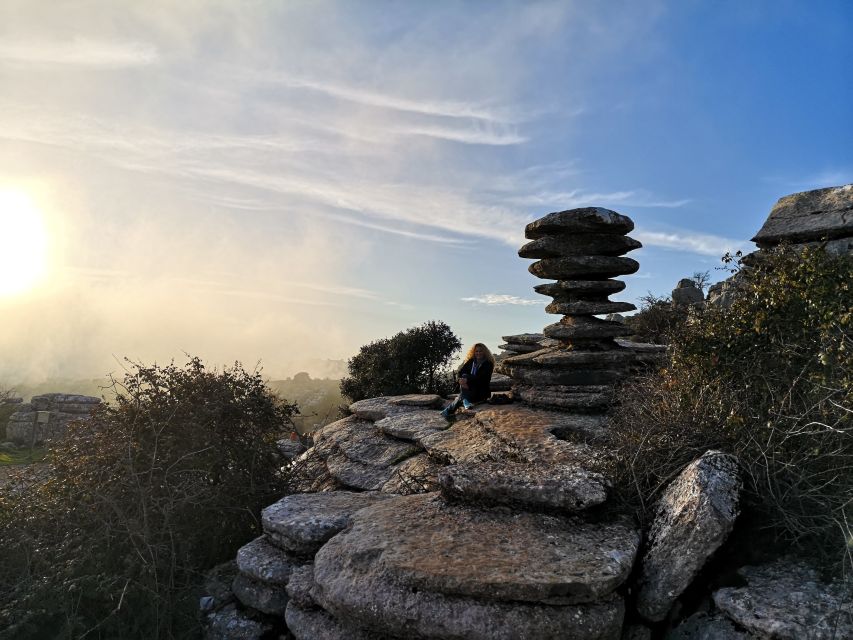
[0,0,851,383]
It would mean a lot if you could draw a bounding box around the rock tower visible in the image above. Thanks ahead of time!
[502,207,641,414]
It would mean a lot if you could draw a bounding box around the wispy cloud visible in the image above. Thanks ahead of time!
[0,37,158,68]
[461,294,541,306]
[251,71,519,124]
[634,230,748,257]
[510,189,690,209]
[394,123,527,146]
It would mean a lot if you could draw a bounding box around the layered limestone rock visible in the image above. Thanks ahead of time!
[751,183,853,251]
[712,560,853,640]
[6,393,101,445]
[505,208,641,412]
[636,451,741,622]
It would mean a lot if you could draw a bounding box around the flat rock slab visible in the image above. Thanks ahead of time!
[752,184,853,246]
[375,410,450,443]
[349,396,435,421]
[388,394,444,407]
[285,602,389,640]
[312,495,628,639]
[712,559,853,640]
[519,233,642,258]
[438,460,607,512]
[315,416,419,466]
[536,280,626,297]
[513,383,613,413]
[262,491,394,556]
[525,207,634,238]
[236,535,298,585]
[316,493,638,605]
[490,373,512,391]
[381,452,444,495]
[546,300,636,315]
[505,346,634,368]
[419,418,505,465]
[325,451,398,491]
[231,573,288,616]
[637,451,742,622]
[529,256,640,280]
[544,316,633,339]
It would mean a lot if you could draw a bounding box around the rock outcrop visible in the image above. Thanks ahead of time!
[671,278,704,306]
[636,451,741,622]
[751,183,853,251]
[5,393,101,445]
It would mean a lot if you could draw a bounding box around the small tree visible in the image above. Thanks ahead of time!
[340,321,461,401]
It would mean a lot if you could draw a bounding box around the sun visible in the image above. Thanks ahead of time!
[0,188,50,297]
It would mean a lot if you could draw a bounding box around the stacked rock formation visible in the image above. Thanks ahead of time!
[204,396,641,639]
[502,208,641,413]
[5,393,101,445]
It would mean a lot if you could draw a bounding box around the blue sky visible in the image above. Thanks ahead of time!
[0,0,850,381]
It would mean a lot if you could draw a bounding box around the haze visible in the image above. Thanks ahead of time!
[1,1,850,385]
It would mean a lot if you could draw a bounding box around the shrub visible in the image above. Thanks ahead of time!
[0,357,297,639]
[607,247,852,568]
[340,321,461,401]
[624,293,689,344]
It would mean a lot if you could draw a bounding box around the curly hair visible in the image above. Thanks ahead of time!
[463,343,495,366]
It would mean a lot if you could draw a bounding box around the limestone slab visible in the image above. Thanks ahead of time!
[501,332,546,345]
[536,280,626,297]
[231,573,288,616]
[544,317,633,339]
[381,452,444,494]
[438,460,607,511]
[205,604,273,640]
[349,396,431,421]
[712,560,853,640]
[752,184,853,246]
[504,364,625,386]
[262,491,394,555]
[637,451,741,622]
[375,410,450,442]
[312,494,629,639]
[519,233,642,258]
[529,256,640,280]
[513,383,613,413]
[236,535,297,585]
[388,394,444,407]
[525,207,634,238]
[505,346,634,368]
[317,493,638,605]
[546,300,636,315]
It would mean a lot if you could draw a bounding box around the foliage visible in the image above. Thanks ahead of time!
[340,321,462,401]
[267,374,344,434]
[691,270,711,293]
[607,247,852,568]
[624,292,688,344]
[0,447,45,465]
[0,357,297,639]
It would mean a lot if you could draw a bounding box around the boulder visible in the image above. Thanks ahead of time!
[751,184,853,247]
[231,573,288,616]
[285,564,317,609]
[236,535,297,585]
[671,281,705,306]
[546,300,637,315]
[712,559,853,640]
[261,491,394,556]
[636,451,741,622]
[535,280,626,297]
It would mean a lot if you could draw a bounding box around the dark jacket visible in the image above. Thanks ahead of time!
[458,358,493,403]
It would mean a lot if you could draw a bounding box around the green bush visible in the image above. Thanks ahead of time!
[0,358,297,639]
[340,320,461,401]
[607,247,852,568]
[623,292,688,344]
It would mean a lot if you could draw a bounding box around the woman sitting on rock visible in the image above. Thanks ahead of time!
[441,343,495,418]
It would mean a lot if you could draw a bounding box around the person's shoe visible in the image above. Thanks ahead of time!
[462,398,474,410]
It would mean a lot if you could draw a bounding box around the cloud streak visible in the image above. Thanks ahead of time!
[0,37,158,68]
[461,294,541,306]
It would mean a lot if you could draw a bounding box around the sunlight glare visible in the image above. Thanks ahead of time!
[0,188,50,297]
